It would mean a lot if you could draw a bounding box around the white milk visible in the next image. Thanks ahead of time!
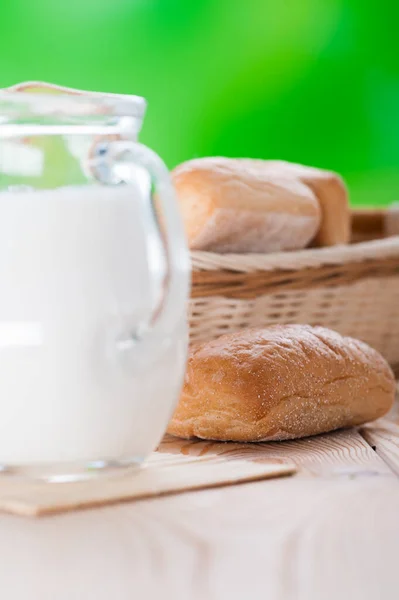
[0,185,187,465]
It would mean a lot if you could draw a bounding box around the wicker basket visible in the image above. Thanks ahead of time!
[189,209,399,374]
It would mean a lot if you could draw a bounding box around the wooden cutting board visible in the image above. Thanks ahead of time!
[0,441,296,517]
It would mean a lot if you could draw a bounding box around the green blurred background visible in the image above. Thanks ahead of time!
[0,0,398,205]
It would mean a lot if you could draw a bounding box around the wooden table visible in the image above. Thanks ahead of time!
[1,401,399,600]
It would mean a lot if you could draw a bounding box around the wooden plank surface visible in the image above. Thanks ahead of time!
[361,390,399,476]
[0,423,398,600]
[362,419,399,475]
[0,454,295,517]
[160,428,391,478]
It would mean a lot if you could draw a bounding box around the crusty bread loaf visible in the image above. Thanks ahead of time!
[261,160,351,246]
[168,325,395,442]
[172,158,321,253]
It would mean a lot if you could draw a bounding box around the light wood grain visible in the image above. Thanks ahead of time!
[0,454,295,517]
[0,435,396,600]
[360,388,399,475]
[160,428,392,478]
[0,424,397,599]
[362,419,399,476]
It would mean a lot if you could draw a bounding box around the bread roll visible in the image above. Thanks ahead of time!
[261,160,351,246]
[172,157,321,253]
[168,325,395,442]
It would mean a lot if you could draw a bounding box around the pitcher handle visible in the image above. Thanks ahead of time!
[91,140,190,369]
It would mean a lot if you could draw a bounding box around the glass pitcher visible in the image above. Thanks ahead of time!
[0,83,190,480]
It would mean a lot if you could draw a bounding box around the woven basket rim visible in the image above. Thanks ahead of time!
[191,235,399,273]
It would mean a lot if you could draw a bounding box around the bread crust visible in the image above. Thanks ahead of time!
[168,325,395,442]
[260,160,350,246]
[172,158,321,253]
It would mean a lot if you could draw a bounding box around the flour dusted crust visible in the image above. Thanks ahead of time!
[167,325,395,442]
[189,209,318,253]
[172,158,321,253]
[259,160,351,246]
